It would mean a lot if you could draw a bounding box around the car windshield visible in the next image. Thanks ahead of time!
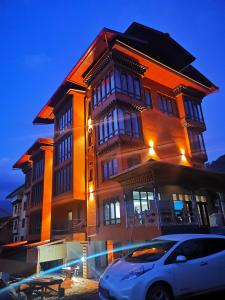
[125,239,177,263]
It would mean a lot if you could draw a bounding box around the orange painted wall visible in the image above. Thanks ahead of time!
[141,77,191,166]
[85,63,206,241]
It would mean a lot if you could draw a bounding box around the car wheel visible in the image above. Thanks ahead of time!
[146,284,172,300]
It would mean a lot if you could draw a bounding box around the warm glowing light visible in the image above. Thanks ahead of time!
[180,149,187,162]
[148,140,155,156]
[89,184,94,201]
[88,118,93,131]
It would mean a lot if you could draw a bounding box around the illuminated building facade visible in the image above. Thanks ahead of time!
[4,23,225,276]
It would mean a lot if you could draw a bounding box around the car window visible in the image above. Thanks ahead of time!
[165,238,225,265]
[165,239,205,264]
[201,238,225,256]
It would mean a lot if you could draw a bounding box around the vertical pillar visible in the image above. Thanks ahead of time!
[36,247,41,274]
[41,147,53,241]
[72,91,85,201]
[175,90,192,158]
[82,243,88,279]
[218,192,225,223]
[191,192,200,226]
[107,240,114,265]
[153,186,161,229]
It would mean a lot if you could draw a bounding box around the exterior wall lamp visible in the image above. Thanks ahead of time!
[148,140,155,156]
[180,148,187,162]
[89,184,94,201]
[88,118,93,131]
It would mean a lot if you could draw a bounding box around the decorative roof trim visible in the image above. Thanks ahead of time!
[173,85,205,98]
[83,50,147,86]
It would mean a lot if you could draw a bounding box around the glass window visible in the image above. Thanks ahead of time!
[101,79,106,100]
[99,119,104,144]
[93,89,97,108]
[108,160,113,177]
[148,192,154,201]
[118,108,125,134]
[126,240,177,263]
[110,202,115,220]
[173,200,184,222]
[202,238,225,256]
[113,108,118,135]
[165,239,205,264]
[133,191,154,214]
[105,74,110,95]
[33,157,44,180]
[104,204,110,224]
[184,97,204,123]
[98,108,141,145]
[110,71,115,91]
[108,112,113,138]
[121,73,128,92]
[104,116,108,142]
[103,162,107,180]
[92,68,143,111]
[141,198,148,211]
[131,112,139,137]
[115,69,121,91]
[134,199,141,214]
[115,201,120,219]
[104,199,121,225]
[56,103,72,134]
[188,129,205,153]
[158,94,178,117]
[144,89,152,108]
[102,159,118,181]
[54,163,72,196]
[128,74,134,95]
[134,78,141,99]
[124,111,132,136]
[56,135,72,166]
[113,159,118,174]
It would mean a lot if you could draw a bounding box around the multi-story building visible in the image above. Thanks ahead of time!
[3,23,225,277]
[6,185,27,242]
[13,138,53,243]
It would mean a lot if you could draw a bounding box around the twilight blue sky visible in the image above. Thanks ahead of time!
[0,0,225,212]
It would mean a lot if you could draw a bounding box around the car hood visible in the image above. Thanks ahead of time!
[101,258,155,283]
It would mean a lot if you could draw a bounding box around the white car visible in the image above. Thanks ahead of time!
[99,234,225,300]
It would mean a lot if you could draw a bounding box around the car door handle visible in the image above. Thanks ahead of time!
[200,261,208,266]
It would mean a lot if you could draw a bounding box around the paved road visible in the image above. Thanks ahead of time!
[72,291,225,300]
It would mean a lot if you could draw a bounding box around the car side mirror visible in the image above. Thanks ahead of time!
[176,255,187,263]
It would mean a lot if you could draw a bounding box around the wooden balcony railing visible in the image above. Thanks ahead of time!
[52,218,86,236]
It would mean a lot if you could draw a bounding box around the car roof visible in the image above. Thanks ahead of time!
[155,233,225,242]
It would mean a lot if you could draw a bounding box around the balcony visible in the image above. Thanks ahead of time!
[182,117,206,132]
[191,149,208,163]
[92,91,146,120]
[51,219,86,239]
[96,134,143,154]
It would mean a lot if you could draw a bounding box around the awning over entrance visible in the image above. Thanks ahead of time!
[112,159,225,192]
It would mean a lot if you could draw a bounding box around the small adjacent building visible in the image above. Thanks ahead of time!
[6,185,27,242]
